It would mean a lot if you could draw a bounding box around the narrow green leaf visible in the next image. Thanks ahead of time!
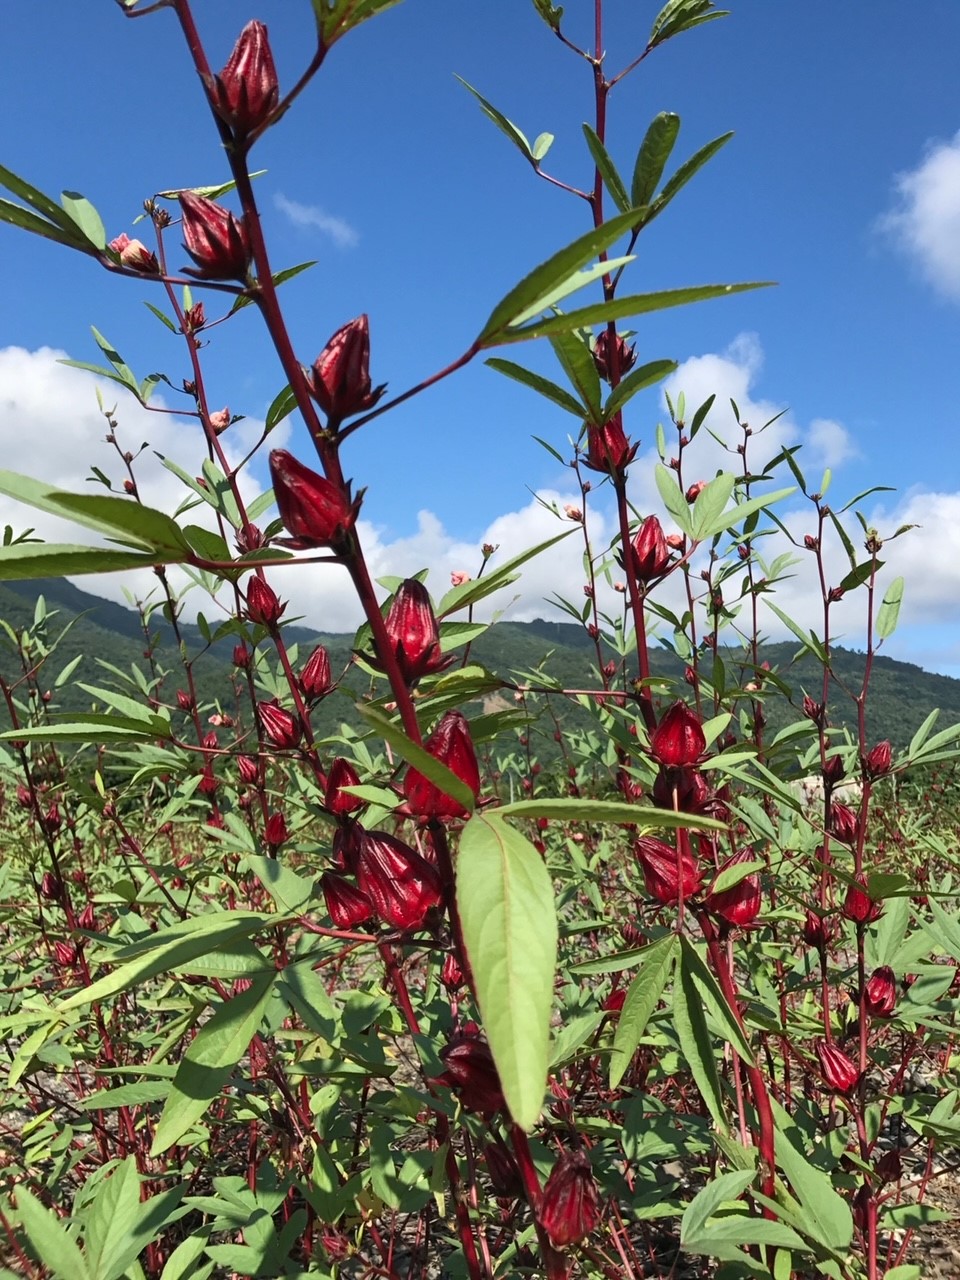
[457,813,557,1129]
[765,599,829,664]
[672,951,728,1131]
[265,384,297,432]
[84,1156,142,1280]
[583,124,630,212]
[0,163,81,231]
[358,704,475,813]
[653,133,733,215]
[0,717,159,744]
[478,206,650,342]
[436,529,574,617]
[876,576,904,640]
[681,1169,755,1245]
[498,281,774,344]
[604,358,677,417]
[230,260,317,313]
[694,485,796,542]
[144,302,177,333]
[13,1185,91,1280]
[632,112,681,207]
[485,358,585,417]
[775,1126,853,1250]
[455,76,534,163]
[0,543,175,580]
[549,330,602,418]
[497,796,725,831]
[690,473,735,543]
[58,913,274,1010]
[510,256,635,328]
[0,197,88,250]
[610,935,677,1086]
[150,974,277,1154]
[655,462,694,537]
[679,937,755,1065]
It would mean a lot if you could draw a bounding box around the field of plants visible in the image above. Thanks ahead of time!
[0,2,958,1278]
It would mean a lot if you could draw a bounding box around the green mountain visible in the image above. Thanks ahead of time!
[0,577,957,754]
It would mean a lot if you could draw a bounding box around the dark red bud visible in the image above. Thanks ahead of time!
[325,757,364,815]
[863,965,897,1018]
[705,850,762,928]
[802,909,834,949]
[268,449,359,550]
[842,874,884,925]
[320,871,374,929]
[245,577,285,627]
[635,834,702,905]
[403,710,480,819]
[178,191,251,281]
[380,579,451,684]
[299,645,333,702]
[305,315,385,421]
[176,689,193,712]
[77,902,96,932]
[233,643,251,669]
[256,700,301,751]
[54,941,77,968]
[815,1039,860,1094]
[485,1143,524,1198]
[441,952,464,992]
[356,829,443,931]
[630,515,670,581]
[602,988,626,1013]
[264,811,289,846]
[436,1030,505,1117]
[583,413,638,475]
[539,1149,600,1247]
[829,802,859,845]
[864,740,892,778]
[40,871,63,902]
[592,329,637,383]
[685,480,707,503]
[212,20,279,139]
[237,755,259,785]
[649,701,706,768]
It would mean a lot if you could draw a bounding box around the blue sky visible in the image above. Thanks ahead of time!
[1,2,960,673]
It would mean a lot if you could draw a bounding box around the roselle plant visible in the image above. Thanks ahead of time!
[0,3,957,1280]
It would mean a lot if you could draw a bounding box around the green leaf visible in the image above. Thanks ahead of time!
[582,124,630,212]
[358,704,476,813]
[436,529,574,617]
[632,112,681,208]
[457,813,557,1129]
[0,716,161,744]
[764,599,829,664]
[650,0,729,49]
[655,462,693,537]
[679,937,755,1065]
[455,77,537,165]
[681,1169,755,1246]
[484,358,585,417]
[498,280,772,343]
[478,206,650,342]
[604,358,677,417]
[0,197,90,251]
[510,256,635,328]
[531,0,563,31]
[693,485,796,543]
[610,935,677,1087]
[774,1126,853,1250]
[876,576,904,640]
[312,0,404,42]
[58,912,274,1010]
[549,330,602,419]
[151,973,277,1154]
[496,796,726,831]
[229,260,317,314]
[265,384,297,433]
[61,191,106,249]
[672,949,728,1131]
[244,855,313,914]
[652,133,733,219]
[84,1156,142,1280]
[0,163,82,232]
[0,543,175,579]
[144,301,177,333]
[689,473,735,542]
[13,1185,91,1280]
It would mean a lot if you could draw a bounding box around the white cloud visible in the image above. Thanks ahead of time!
[879,130,960,300]
[273,192,359,249]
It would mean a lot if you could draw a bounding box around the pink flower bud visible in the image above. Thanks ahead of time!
[436,1028,504,1117]
[77,903,96,932]
[631,515,670,581]
[40,872,63,902]
[634,834,702,905]
[685,480,707,503]
[356,829,443,930]
[380,579,451,684]
[325,757,364,815]
[179,192,251,281]
[176,689,193,712]
[268,450,359,550]
[16,784,32,810]
[649,701,706,769]
[108,233,159,274]
[321,871,374,928]
[592,330,637,383]
[212,20,279,139]
[54,941,77,968]
[539,1149,600,1247]
[305,315,386,421]
[863,965,897,1018]
[815,1039,860,1095]
[256,700,301,751]
[584,413,637,475]
[705,850,762,929]
[245,577,285,627]
[403,710,480,819]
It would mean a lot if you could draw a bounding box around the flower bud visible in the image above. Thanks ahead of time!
[539,1149,600,1247]
[305,315,386,421]
[264,811,289,846]
[256,700,301,751]
[649,701,705,769]
[356,829,443,930]
[212,20,279,139]
[485,1143,524,1198]
[108,233,159,274]
[705,850,762,929]
[16,784,32,810]
[237,755,259,785]
[299,645,333,702]
[380,579,451,684]
[829,802,859,844]
[403,710,480,819]
[602,988,626,1014]
[54,941,77,968]
[685,480,707,503]
[876,1150,902,1184]
[40,871,63,902]
[325,757,364,815]
[592,330,637,383]
[802,695,824,725]
[179,191,251,281]
[815,1039,860,1095]
[864,740,892,779]
[863,965,897,1018]
[436,1028,505,1117]
[635,834,702,905]
[176,689,193,712]
[802,909,834,949]
[321,871,374,929]
[77,903,96,932]
[245,577,285,627]
[441,952,464,992]
[268,449,359,550]
[631,515,670,582]
[233,643,251,669]
[842,874,884,925]
[584,413,637,475]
